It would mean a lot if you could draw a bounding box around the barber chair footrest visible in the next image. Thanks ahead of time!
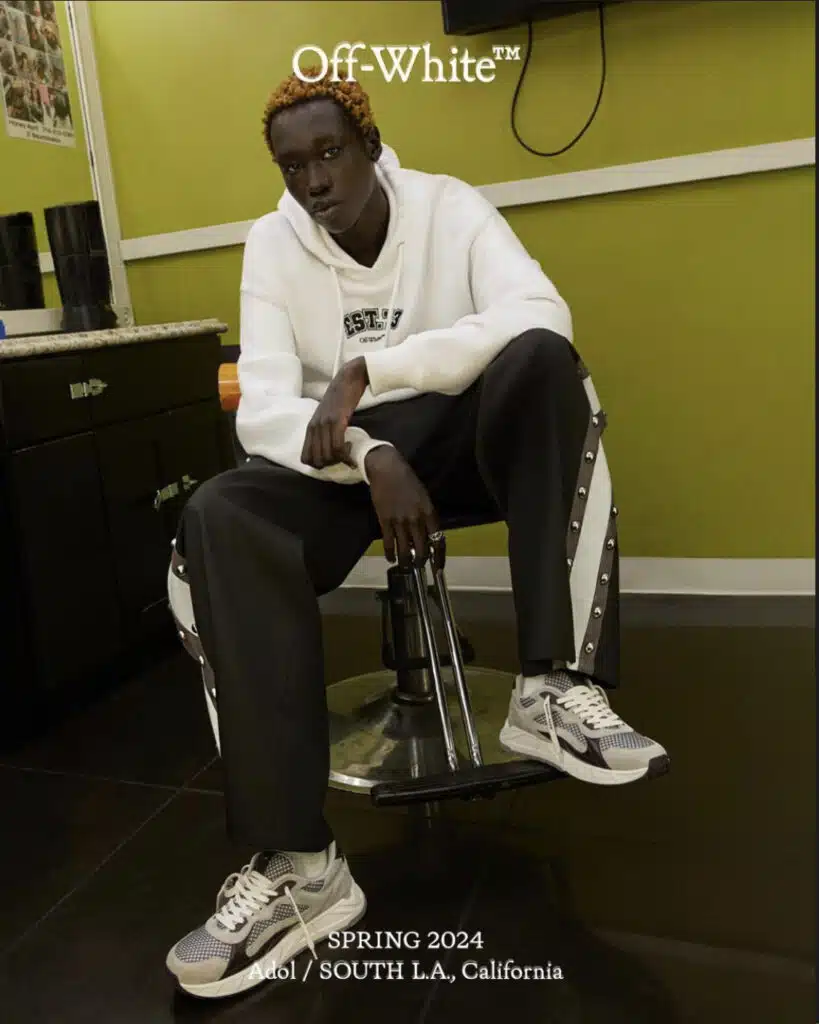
[370,760,564,807]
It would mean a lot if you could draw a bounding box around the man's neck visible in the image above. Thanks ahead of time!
[331,185,390,268]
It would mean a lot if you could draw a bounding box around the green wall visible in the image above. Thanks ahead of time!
[1,1,93,306]
[88,0,815,559]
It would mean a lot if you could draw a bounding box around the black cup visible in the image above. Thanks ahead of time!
[0,212,46,311]
[44,201,118,332]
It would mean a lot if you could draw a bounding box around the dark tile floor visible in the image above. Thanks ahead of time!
[0,612,814,1023]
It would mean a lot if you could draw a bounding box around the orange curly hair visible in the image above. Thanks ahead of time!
[262,66,377,156]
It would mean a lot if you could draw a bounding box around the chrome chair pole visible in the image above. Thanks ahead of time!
[428,533,484,767]
[408,556,460,773]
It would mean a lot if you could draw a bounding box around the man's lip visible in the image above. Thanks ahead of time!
[311,202,339,214]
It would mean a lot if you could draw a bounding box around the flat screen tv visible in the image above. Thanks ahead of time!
[442,0,618,36]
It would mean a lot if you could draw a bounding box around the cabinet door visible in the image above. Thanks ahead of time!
[94,413,172,637]
[8,433,123,692]
[0,454,32,715]
[157,400,232,542]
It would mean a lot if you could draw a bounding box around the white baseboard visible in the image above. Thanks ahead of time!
[36,137,815,270]
[340,556,815,598]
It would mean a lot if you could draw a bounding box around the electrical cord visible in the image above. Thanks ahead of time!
[510,2,607,157]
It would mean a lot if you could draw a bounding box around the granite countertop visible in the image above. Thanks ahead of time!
[0,319,228,361]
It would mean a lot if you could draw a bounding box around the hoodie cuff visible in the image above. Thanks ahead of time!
[363,346,417,397]
[345,430,394,484]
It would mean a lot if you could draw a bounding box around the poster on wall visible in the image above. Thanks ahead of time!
[0,0,75,147]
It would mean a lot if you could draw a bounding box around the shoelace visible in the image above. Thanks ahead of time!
[540,684,629,764]
[214,865,318,959]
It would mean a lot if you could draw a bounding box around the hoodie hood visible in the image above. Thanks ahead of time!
[276,143,403,271]
[276,143,406,377]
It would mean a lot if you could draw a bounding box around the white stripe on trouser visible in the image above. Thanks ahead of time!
[567,376,613,672]
[167,560,222,755]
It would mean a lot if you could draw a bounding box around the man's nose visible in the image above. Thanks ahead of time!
[306,162,332,194]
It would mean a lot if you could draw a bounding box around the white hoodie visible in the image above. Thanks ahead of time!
[235,145,572,485]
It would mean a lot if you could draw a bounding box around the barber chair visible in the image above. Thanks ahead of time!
[166,362,560,808]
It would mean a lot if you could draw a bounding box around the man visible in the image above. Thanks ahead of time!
[165,68,668,999]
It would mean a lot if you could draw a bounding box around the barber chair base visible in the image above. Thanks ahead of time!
[327,667,563,804]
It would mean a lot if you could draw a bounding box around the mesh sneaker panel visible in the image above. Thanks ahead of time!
[262,854,294,882]
[174,928,233,963]
[598,733,655,751]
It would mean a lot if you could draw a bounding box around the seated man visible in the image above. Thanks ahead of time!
[166,68,669,999]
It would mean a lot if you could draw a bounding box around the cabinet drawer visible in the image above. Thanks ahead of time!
[84,335,222,427]
[0,354,93,449]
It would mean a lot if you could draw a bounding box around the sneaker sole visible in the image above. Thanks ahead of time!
[176,880,367,1000]
[499,721,662,786]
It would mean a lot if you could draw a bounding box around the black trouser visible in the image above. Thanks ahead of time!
[175,329,620,851]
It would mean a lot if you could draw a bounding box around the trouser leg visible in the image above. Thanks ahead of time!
[354,331,621,687]
[474,329,621,688]
[174,458,378,851]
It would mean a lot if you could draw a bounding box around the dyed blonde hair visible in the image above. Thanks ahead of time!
[262,66,377,156]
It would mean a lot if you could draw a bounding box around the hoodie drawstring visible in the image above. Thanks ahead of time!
[329,242,404,379]
[330,267,345,379]
[382,243,404,352]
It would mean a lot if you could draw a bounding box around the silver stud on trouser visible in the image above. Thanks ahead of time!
[593,607,602,617]
[585,451,595,462]
[578,487,587,498]
[592,415,599,427]
[606,538,615,550]
[567,558,573,567]
[571,521,580,532]
[600,573,609,584]
[585,642,595,654]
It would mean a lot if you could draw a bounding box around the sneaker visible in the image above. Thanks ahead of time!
[499,670,669,785]
[166,841,366,999]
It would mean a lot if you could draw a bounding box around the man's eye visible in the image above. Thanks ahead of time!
[284,163,301,174]
[324,146,341,159]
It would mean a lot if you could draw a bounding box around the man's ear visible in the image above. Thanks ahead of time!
[364,125,382,163]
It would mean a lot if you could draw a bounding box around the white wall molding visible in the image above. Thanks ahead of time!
[480,136,815,209]
[340,556,816,598]
[37,136,815,270]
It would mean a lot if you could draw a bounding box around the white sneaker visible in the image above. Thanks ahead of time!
[166,842,366,999]
[499,670,669,785]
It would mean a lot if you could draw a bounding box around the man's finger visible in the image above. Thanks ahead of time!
[332,417,348,462]
[301,425,315,466]
[394,521,413,567]
[318,422,334,467]
[410,517,428,566]
[381,521,396,563]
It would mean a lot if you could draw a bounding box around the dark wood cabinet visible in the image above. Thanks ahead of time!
[0,329,232,736]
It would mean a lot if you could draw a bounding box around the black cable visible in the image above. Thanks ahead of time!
[510,2,607,158]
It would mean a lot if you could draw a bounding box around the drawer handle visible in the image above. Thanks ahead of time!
[153,481,180,510]
[68,378,109,400]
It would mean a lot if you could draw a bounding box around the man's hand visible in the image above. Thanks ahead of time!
[301,357,369,469]
[365,446,440,566]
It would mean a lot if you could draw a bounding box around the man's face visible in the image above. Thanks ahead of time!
[268,98,378,235]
